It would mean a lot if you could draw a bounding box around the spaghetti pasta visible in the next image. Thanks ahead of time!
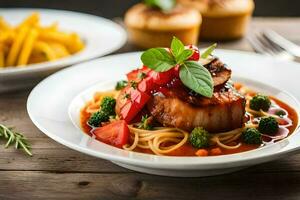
[80,83,297,157]
[124,126,189,155]
[85,90,119,114]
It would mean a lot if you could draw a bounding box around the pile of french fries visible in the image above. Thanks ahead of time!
[0,12,85,68]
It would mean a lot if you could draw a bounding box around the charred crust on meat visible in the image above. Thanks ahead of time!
[203,56,232,86]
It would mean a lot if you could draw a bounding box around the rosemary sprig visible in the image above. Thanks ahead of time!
[0,124,32,156]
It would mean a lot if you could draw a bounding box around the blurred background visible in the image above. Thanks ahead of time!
[1,0,300,18]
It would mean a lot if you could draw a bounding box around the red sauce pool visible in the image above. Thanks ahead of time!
[80,94,298,157]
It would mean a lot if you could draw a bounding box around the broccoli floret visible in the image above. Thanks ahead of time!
[100,96,116,116]
[115,80,128,90]
[138,115,153,130]
[258,116,279,135]
[87,96,116,127]
[275,110,286,118]
[241,128,262,144]
[249,94,271,111]
[88,111,109,127]
[189,127,210,148]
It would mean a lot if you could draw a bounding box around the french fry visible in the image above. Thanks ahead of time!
[28,52,47,64]
[17,12,39,30]
[49,42,70,58]
[37,22,58,32]
[0,44,4,68]
[0,16,11,30]
[38,30,71,44]
[33,41,56,61]
[17,28,38,66]
[6,26,29,67]
[0,12,85,68]
[67,33,84,53]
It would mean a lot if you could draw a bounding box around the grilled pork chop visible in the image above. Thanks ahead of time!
[147,85,246,132]
[146,57,245,132]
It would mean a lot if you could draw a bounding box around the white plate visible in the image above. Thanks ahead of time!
[27,50,300,177]
[0,8,127,92]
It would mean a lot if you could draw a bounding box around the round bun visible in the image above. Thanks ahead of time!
[125,3,202,48]
[178,0,254,40]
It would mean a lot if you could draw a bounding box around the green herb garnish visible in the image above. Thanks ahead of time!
[201,43,217,59]
[138,72,147,80]
[144,0,176,12]
[0,124,32,156]
[138,115,153,130]
[141,37,214,98]
[115,80,128,90]
[123,93,130,99]
[130,80,138,89]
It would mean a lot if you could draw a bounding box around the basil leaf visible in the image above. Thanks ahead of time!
[171,36,184,58]
[144,0,176,11]
[141,48,176,72]
[201,43,217,59]
[179,61,213,98]
[176,49,193,64]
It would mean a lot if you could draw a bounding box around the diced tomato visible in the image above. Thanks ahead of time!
[187,45,200,61]
[92,120,130,148]
[119,89,150,123]
[148,70,173,85]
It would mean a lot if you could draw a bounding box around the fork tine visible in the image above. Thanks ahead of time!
[248,31,294,61]
[255,33,278,56]
[248,34,275,56]
[260,33,295,60]
[260,34,284,53]
[247,35,272,56]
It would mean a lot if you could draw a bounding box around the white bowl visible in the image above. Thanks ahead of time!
[0,8,127,92]
[27,50,300,177]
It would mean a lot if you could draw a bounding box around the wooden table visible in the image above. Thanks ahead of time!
[1,18,300,200]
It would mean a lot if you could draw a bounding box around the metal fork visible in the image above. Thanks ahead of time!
[247,31,295,61]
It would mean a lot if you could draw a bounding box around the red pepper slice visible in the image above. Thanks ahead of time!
[119,89,150,123]
[148,70,173,85]
[126,66,151,81]
[138,76,155,93]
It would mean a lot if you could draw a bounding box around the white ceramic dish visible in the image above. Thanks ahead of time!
[0,8,127,92]
[27,50,300,177]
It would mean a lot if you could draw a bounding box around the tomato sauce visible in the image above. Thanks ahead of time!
[80,103,93,136]
[80,92,298,157]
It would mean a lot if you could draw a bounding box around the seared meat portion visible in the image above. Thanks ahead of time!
[116,56,244,133]
[203,57,231,87]
[147,86,246,133]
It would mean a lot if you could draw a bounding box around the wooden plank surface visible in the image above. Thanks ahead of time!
[1,17,300,200]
